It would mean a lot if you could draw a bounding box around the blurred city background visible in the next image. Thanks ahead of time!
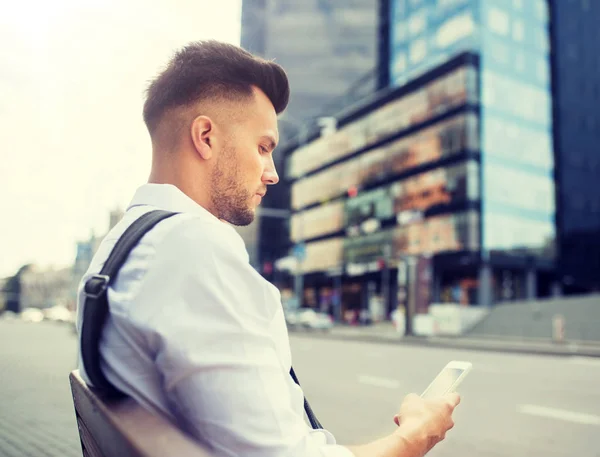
[1,0,599,456]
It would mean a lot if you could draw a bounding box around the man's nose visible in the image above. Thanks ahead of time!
[263,168,279,185]
[263,158,279,185]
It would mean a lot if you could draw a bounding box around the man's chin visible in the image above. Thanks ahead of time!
[226,209,255,227]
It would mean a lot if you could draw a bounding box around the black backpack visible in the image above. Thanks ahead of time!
[80,209,322,429]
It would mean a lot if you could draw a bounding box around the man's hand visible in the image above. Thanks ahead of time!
[345,392,461,457]
[392,393,461,456]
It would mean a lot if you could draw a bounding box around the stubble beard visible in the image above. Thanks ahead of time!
[210,146,255,226]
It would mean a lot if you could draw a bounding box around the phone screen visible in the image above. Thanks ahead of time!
[421,367,466,398]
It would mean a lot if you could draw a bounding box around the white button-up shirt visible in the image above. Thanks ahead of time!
[76,183,353,457]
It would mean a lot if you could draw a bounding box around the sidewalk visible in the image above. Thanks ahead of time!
[290,322,600,358]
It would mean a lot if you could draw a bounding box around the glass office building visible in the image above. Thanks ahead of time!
[242,0,379,134]
[390,0,556,305]
[549,0,600,293]
[285,0,558,317]
[390,0,555,262]
[286,55,489,316]
[239,0,379,272]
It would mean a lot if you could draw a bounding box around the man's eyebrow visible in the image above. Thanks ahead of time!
[261,135,278,150]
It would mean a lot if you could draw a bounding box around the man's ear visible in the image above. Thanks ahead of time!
[191,115,214,160]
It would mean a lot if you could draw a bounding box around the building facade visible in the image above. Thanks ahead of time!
[242,0,379,131]
[239,0,380,272]
[287,54,492,319]
[243,0,598,307]
[548,0,600,293]
[285,0,560,318]
[20,266,72,310]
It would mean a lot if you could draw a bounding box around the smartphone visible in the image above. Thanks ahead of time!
[421,361,472,399]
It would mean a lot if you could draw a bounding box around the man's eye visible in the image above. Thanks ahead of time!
[260,146,269,154]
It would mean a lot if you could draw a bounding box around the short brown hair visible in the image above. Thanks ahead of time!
[143,40,290,133]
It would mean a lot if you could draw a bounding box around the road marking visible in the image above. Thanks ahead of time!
[569,356,600,367]
[518,404,600,426]
[357,375,400,389]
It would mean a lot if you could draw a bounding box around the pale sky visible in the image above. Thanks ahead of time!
[0,0,242,277]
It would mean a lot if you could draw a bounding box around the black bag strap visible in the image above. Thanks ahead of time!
[80,209,323,429]
[290,367,323,429]
[80,209,178,397]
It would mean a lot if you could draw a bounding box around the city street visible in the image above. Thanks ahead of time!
[1,320,599,457]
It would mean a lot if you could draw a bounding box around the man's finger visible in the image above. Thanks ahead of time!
[445,392,461,407]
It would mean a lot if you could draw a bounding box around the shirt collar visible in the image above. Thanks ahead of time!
[127,183,219,221]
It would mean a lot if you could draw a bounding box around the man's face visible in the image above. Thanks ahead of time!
[210,88,280,226]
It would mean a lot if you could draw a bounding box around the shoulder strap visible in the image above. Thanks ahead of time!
[79,209,323,429]
[290,367,323,429]
[80,210,178,397]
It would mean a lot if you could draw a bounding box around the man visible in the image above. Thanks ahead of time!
[76,40,460,457]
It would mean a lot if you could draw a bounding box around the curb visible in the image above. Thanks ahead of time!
[289,329,600,358]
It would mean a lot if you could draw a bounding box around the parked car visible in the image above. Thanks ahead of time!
[286,308,333,331]
[21,308,44,323]
[0,311,18,321]
[43,305,75,324]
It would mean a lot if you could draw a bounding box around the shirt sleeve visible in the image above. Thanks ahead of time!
[143,220,354,457]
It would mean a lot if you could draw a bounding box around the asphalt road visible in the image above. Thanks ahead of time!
[1,319,599,457]
[289,334,600,457]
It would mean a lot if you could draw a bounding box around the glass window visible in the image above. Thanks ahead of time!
[484,163,555,214]
[512,20,524,42]
[482,70,551,126]
[291,201,344,242]
[395,0,406,17]
[393,51,408,74]
[487,7,510,36]
[484,212,555,258]
[392,162,476,216]
[465,67,479,103]
[536,58,549,85]
[409,10,427,36]
[344,228,394,264]
[483,113,553,169]
[289,66,473,180]
[467,161,480,200]
[534,27,549,53]
[435,11,475,49]
[489,39,510,66]
[395,210,479,256]
[533,0,548,23]
[302,237,344,273]
[514,51,526,73]
[410,38,427,63]
[394,21,408,43]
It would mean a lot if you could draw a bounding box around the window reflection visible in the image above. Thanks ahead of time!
[482,70,551,126]
[301,237,344,274]
[291,114,478,209]
[288,66,475,179]
[485,212,555,258]
[343,210,479,264]
[290,201,345,243]
[390,162,477,214]
[484,163,555,214]
[391,0,477,84]
[483,114,553,170]
[292,161,479,243]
